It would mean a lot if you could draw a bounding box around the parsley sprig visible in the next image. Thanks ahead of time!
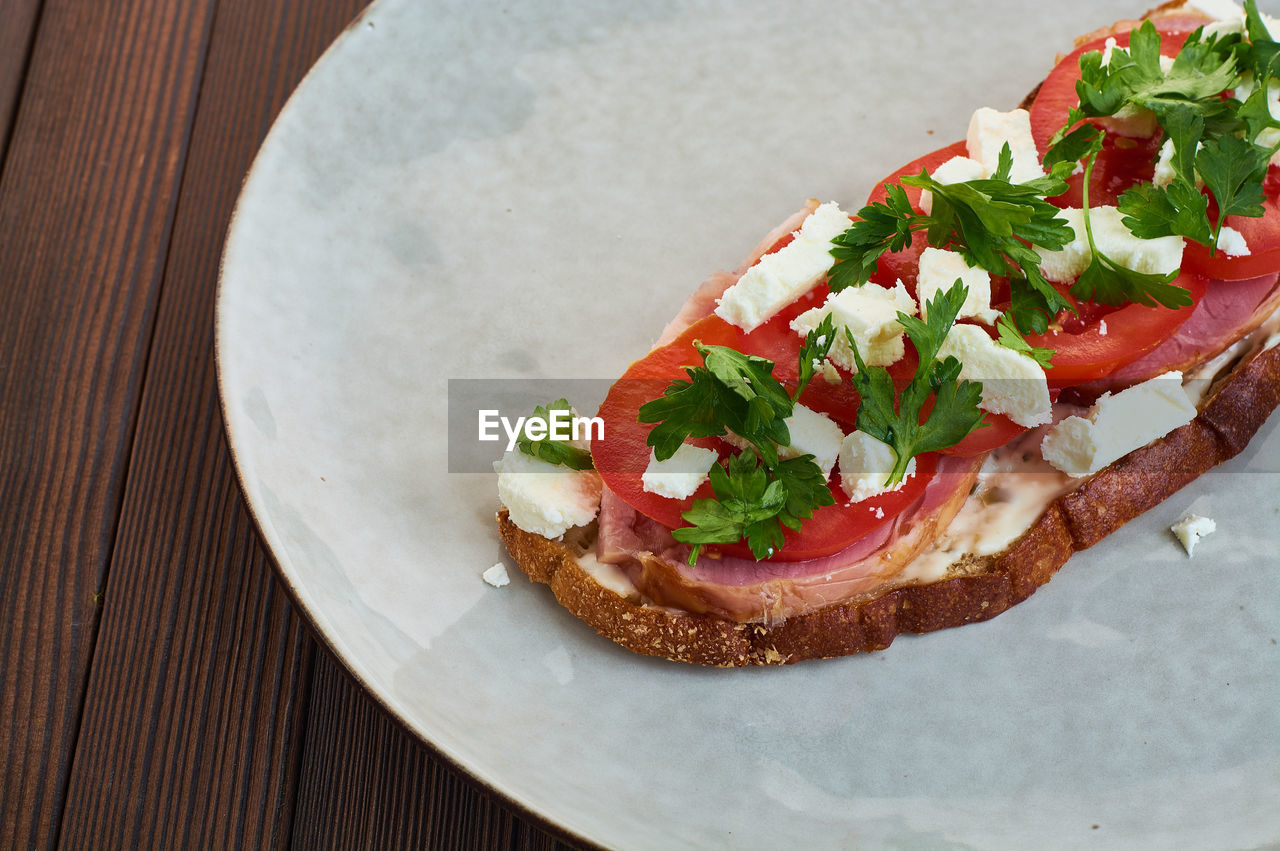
[828,145,1077,335]
[672,448,835,563]
[1071,137,1193,309]
[1049,16,1277,254]
[847,281,986,486]
[638,339,837,564]
[516,399,594,470]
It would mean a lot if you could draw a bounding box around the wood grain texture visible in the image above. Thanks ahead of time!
[293,653,585,851]
[0,1,216,846]
[52,1,365,848]
[0,0,41,165]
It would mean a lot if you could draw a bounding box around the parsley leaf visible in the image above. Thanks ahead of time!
[1196,132,1270,244]
[994,312,1054,369]
[772,453,837,531]
[794,313,837,399]
[638,343,793,465]
[847,281,986,486]
[827,183,920,292]
[1117,178,1213,245]
[672,448,787,563]
[1068,21,1238,128]
[516,399,594,470]
[1070,140,1193,308]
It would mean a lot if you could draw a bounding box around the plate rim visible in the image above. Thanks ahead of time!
[211,1,600,845]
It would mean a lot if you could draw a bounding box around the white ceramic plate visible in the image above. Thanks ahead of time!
[217,1,1280,846]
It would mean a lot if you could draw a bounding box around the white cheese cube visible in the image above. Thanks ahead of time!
[482,563,511,587]
[966,107,1045,184]
[779,404,844,476]
[721,404,844,477]
[715,201,851,332]
[937,324,1052,427]
[1153,138,1204,188]
[1036,206,1184,282]
[919,155,987,214]
[1170,514,1216,557]
[495,450,603,538]
[1040,371,1197,477]
[837,430,916,503]
[1217,225,1250,256]
[790,281,916,373]
[916,247,1000,324]
[641,443,719,500]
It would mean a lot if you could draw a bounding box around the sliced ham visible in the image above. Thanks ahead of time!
[596,455,983,623]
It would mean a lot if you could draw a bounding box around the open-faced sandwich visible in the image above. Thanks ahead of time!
[493,0,1280,665]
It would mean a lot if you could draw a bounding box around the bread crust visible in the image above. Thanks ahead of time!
[499,342,1280,666]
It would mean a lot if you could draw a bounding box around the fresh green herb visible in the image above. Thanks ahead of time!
[1070,138,1193,309]
[672,448,788,563]
[847,281,986,486]
[638,343,793,465]
[671,446,836,565]
[516,399,594,470]
[638,342,838,564]
[1117,178,1213,245]
[794,313,837,399]
[827,183,918,293]
[1197,132,1271,245]
[1049,21,1238,149]
[995,312,1055,369]
[828,143,1076,335]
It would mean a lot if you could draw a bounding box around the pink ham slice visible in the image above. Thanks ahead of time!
[1068,272,1280,402]
[596,455,983,623]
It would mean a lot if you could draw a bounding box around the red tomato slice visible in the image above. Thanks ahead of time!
[1028,26,1196,209]
[593,314,935,562]
[1022,270,1207,384]
[1182,166,1280,279]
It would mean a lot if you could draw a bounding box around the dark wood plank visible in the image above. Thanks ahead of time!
[293,653,584,850]
[51,1,366,848]
[0,1,217,846]
[0,0,41,164]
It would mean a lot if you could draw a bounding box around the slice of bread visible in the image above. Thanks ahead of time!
[499,340,1280,665]
[497,2,1280,665]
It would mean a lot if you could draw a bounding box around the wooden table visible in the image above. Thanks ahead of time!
[1,3,580,847]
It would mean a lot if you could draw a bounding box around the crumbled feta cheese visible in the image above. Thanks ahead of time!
[1152,138,1204,188]
[916,247,1000,324]
[920,155,987,214]
[837,430,916,503]
[722,404,844,476]
[641,443,719,500]
[937,323,1052,427]
[1040,371,1197,477]
[791,280,916,372]
[1170,514,1216,557]
[715,201,851,331]
[1217,225,1250,257]
[495,450,602,538]
[483,563,511,587]
[1036,206,1184,283]
[966,107,1045,184]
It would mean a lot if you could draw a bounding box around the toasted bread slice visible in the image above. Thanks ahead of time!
[496,2,1280,665]
[499,340,1280,665]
